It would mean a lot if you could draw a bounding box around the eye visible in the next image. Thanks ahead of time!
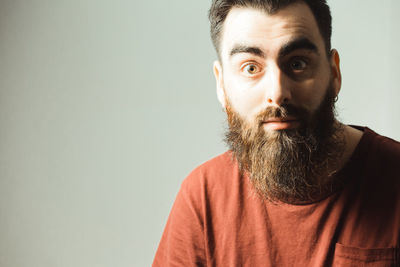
[289,58,308,71]
[242,63,260,75]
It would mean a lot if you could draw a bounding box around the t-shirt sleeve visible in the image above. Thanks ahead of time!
[152,175,207,267]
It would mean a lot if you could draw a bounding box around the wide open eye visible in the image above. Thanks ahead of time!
[243,64,260,75]
[290,58,308,71]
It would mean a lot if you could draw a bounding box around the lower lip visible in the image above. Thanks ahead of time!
[263,120,300,130]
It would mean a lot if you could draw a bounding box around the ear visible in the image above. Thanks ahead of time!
[213,60,226,108]
[330,49,342,97]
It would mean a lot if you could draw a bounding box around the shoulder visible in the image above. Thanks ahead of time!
[353,127,400,190]
[181,151,239,192]
[363,127,400,165]
[177,151,245,210]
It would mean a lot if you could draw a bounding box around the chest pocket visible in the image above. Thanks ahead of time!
[332,243,398,267]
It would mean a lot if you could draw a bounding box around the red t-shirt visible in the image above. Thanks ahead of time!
[153,127,400,266]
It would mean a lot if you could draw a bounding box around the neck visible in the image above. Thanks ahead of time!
[336,124,363,171]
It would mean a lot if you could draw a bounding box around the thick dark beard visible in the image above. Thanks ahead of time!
[224,83,345,204]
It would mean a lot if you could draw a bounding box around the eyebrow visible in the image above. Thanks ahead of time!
[228,37,318,59]
[229,45,265,58]
[278,37,318,58]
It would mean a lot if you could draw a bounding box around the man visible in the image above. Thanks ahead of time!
[153,0,400,266]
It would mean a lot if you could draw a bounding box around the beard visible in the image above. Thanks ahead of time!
[224,82,345,203]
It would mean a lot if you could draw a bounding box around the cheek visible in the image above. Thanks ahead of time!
[292,79,328,111]
[224,78,267,120]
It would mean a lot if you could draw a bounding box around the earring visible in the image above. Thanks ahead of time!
[334,96,339,103]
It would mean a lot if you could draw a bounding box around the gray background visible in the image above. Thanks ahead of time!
[0,0,399,266]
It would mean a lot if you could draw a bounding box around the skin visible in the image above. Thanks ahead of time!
[213,2,363,174]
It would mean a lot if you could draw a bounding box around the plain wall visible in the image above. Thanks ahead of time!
[0,0,398,266]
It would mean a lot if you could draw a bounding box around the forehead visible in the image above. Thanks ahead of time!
[220,2,325,60]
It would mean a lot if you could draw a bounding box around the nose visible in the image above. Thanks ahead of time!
[265,65,291,106]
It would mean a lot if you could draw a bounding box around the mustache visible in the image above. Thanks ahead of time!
[255,104,310,123]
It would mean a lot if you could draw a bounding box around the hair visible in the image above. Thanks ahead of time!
[223,77,345,203]
[208,0,332,58]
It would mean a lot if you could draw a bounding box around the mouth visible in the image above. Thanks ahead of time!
[262,117,300,131]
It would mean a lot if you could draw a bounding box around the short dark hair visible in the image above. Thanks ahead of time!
[208,0,332,58]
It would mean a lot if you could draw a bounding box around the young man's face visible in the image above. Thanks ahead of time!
[213,2,341,132]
